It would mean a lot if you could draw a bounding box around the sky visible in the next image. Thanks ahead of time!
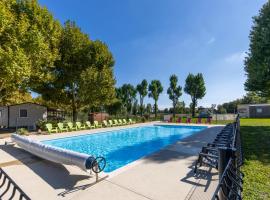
[39,0,267,109]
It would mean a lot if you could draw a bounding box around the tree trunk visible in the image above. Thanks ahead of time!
[140,95,143,117]
[72,84,77,122]
[154,101,157,119]
[130,102,133,116]
[173,102,176,118]
[72,105,77,122]
[192,98,196,117]
[71,95,77,122]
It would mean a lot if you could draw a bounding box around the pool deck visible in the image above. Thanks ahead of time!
[0,122,223,200]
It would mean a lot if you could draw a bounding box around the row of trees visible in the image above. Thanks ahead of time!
[112,73,206,118]
[0,0,116,121]
[0,0,207,121]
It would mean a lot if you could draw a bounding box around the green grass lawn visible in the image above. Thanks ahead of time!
[213,120,234,125]
[240,118,270,200]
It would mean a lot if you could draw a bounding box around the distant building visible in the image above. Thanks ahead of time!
[198,107,212,118]
[0,102,47,130]
[88,112,109,122]
[237,104,270,118]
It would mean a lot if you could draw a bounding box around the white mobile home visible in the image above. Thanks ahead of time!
[237,104,270,118]
[0,106,8,128]
[0,102,47,130]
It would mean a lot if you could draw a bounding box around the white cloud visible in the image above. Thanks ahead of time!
[225,51,246,63]
[207,37,216,44]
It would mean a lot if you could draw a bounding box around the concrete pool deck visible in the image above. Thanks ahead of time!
[0,122,223,200]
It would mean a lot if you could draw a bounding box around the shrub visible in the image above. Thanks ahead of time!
[143,114,150,120]
[141,116,146,123]
[17,128,29,135]
[36,119,47,131]
[36,119,59,131]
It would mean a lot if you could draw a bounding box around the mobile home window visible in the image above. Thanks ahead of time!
[256,108,262,113]
[20,109,28,117]
[238,108,247,113]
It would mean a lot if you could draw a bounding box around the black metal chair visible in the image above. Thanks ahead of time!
[211,115,244,200]
[194,123,236,173]
[0,168,31,200]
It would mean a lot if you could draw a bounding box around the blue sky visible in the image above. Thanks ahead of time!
[39,0,267,108]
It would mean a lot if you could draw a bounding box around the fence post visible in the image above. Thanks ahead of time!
[218,147,235,178]
[218,147,236,200]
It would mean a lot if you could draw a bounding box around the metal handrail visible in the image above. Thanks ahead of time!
[0,168,31,200]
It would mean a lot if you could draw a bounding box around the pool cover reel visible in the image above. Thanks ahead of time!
[11,134,106,173]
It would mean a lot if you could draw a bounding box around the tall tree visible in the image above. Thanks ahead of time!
[118,84,137,115]
[167,74,182,118]
[244,1,270,97]
[175,101,185,114]
[35,21,115,121]
[0,0,61,103]
[136,79,148,116]
[146,103,152,114]
[115,87,126,115]
[79,41,116,110]
[217,105,227,114]
[35,21,90,121]
[132,99,139,115]
[148,80,163,119]
[184,73,206,117]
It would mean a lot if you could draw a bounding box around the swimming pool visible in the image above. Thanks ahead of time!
[42,125,206,172]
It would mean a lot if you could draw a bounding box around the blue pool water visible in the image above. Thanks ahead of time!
[42,125,206,172]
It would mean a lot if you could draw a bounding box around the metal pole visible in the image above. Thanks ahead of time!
[96,172,99,182]
[218,148,229,178]
[16,117,18,132]
[216,112,217,124]
[94,165,99,182]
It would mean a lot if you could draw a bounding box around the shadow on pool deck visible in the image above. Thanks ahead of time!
[0,144,99,195]
[143,126,223,163]
[103,126,223,166]
[181,162,218,191]
[182,164,219,200]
